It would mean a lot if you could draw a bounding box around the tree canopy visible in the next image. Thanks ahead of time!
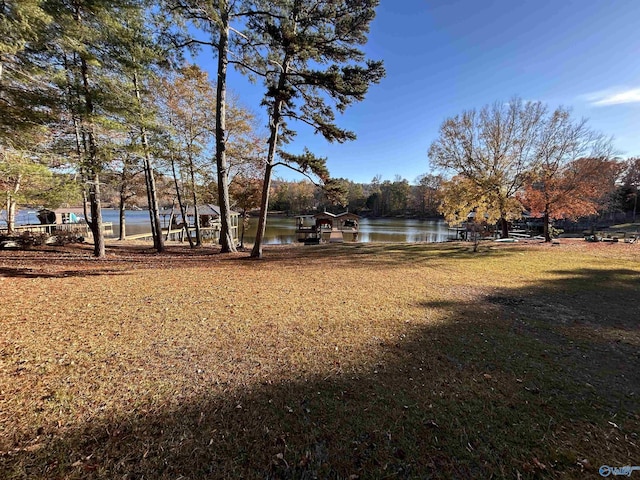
[240,0,385,258]
[429,98,614,240]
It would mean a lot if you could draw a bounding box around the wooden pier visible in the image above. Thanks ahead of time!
[2,222,113,236]
[125,226,222,242]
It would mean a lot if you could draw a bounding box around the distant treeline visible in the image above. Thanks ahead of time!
[268,174,442,218]
[266,164,640,224]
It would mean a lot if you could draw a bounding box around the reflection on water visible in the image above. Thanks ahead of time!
[242,216,449,245]
[13,209,450,244]
[93,209,157,237]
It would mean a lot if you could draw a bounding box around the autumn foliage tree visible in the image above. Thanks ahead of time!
[430,99,614,241]
[429,98,546,237]
[518,108,614,241]
[521,157,619,241]
[439,175,521,228]
[438,175,520,250]
[157,65,217,246]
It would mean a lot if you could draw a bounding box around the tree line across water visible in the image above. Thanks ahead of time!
[91,172,443,220]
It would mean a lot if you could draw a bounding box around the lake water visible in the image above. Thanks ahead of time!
[241,216,450,244]
[8,209,451,244]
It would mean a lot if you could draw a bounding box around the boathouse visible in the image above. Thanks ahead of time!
[295,211,359,243]
[34,208,112,235]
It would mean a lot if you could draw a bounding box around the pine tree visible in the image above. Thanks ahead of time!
[104,3,172,252]
[0,1,57,233]
[239,0,384,258]
[41,0,163,257]
[42,0,130,256]
[0,0,52,143]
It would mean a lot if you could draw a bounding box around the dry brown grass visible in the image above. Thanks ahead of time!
[1,240,639,479]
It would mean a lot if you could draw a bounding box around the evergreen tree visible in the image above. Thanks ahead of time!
[0,1,57,232]
[40,0,163,257]
[104,2,171,252]
[0,0,52,144]
[240,0,384,258]
[42,0,130,256]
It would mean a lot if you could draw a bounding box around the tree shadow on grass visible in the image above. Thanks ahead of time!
[486,267,640,331]
[0,267,130,279]
[240,242,517,270]
[420,265,640,445]
[3,266,639,479]
[1,242,519,278]
[0,244,239,278]
[106,243,225,258]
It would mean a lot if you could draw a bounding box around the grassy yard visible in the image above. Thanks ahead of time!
[1,240,639,479]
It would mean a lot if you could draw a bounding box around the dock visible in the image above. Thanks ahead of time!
[3,222,113,236]
[295,211,360,244]
[125,226,222,242]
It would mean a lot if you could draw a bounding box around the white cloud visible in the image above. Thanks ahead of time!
[585,87,640,106]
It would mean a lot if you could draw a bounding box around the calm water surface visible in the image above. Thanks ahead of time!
[10,209,450,244]
[242,216,450,244]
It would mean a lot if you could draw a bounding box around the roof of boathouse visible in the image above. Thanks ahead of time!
[160,204,238,217]
[313,211,359,221]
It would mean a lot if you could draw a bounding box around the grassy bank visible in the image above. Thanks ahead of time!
[1,241,639,479]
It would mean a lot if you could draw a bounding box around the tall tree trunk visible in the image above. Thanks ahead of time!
[251,162,274,258]
[88,171,105,257]
[543,210,551,242]
[142,156,158,244]
[79,54,105,258]
[170,153,194,248]
[73,5,105,257]
[118,162,128,240]
[251,86,287,256]
[6,173,20,234]
[215,4,236,253]
[118,196,126,240]
[633,187,638,222]
[133,72,164,253]
[142,154,164,252]
[251,47,291,258]
[188,155,202,246]
[64,54,90,240]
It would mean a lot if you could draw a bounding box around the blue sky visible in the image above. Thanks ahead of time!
[213,0,640,184]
